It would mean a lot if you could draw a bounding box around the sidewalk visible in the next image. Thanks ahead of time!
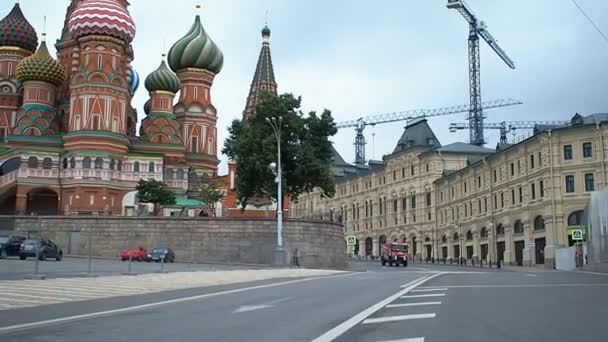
[580,263,608,274]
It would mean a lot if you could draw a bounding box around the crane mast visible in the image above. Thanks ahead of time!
[447,0,515,146]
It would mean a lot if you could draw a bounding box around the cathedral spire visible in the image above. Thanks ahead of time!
[242,23,277,120]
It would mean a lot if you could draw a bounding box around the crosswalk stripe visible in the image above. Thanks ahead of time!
[376,338,425,342]
[400,293,445,299]
[386,302,442,308]
[411,288,447,292]
[4,288,103,299]
[2,292,75,302]
[362,313,436,324]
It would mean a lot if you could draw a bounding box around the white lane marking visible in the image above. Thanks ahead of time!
[311,273,443,342]
[408,267,430,271]
[0,273,355,334]
[232,297,292,314]
[525,274,537,277]
[417,284,608,288]
[376,338,424,342]
[411,288,447,292]
[386,302,442,308]
[576,271,608,277]
[362,313,436,324]
[401,293,445,299]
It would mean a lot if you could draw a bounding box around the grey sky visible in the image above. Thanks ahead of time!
[11,0,608,173]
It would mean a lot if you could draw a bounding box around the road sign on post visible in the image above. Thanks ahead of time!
[345,235,356,246]
[571,228,584,241]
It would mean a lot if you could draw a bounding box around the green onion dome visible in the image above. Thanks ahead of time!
[144,58,180,93]
[16,41,66,86]
[144,98,151,115]
[167,14,223,74]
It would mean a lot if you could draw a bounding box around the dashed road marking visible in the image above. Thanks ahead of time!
[386,302,442,308]
[377,338,425,342]
[417,284,608,289]
[362,313,436,324]
[311,273,443,342]
[400,293,445,299]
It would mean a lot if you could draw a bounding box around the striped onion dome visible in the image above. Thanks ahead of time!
[167,14,223,74]
[0,3,38,52]
[16,41,66,86]
[68,0,136,43]
[145,58,180,93]
[129,66,140,93]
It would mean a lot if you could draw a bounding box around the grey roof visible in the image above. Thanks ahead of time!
[442,170,458,177]
[393,119,441,154]
[330,144,353,167]
[432,142,494,154]
[581,113,608,124]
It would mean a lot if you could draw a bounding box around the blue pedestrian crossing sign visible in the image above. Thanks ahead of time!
[345,235,357,246]
[571,228,584,241]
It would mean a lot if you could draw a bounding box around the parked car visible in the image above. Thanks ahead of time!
[19,239,63,261]
[146,247,175,263]
[0,235,26,259]
[121,246,147,261]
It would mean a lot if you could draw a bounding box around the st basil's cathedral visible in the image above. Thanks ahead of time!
[0,1,279,216]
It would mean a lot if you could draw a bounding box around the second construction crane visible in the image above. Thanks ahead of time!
[336,98,522,165]
[449,120,570,144]
[447,0,516,146]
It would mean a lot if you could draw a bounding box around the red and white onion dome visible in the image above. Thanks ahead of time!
[67,0,136,43]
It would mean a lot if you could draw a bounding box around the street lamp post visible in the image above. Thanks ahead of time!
[266,116,286,265]
[455,223,463,265]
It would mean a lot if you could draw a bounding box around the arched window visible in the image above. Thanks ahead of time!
[69,157,76,168]
[176,169,183,180]
[480,227,488,238]
[496,223,505,236]
[466,230,473,240]
[148,162,155,173]
[568,211,585,226]
[166,169,175,180]
[514,220,524,234]
[94,157,103,169]
[534,216,545,231]
[441,235,447,243]
[42,157,52,170]
[109,159,115,170]
[425,237,431,242]
[83,157,91,169]
[117,160,123,171]
[62,158,68,169]
[133,162,140,172]
[28,156,38,169]
[453,233,459,241]
[0,157,21,176]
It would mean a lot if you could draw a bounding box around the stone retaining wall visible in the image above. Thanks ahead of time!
[7,216,347,270]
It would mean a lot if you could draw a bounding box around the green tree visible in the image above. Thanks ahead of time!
[135,179,176,215]
[197,173,224,216]
[222,92,337,208]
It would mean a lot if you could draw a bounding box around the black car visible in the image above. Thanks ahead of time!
[146,247,175,263]
[19,239,63,261]
[0,235,26,259]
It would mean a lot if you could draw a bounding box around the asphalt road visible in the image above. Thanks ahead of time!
[0,256,265,280]
[1,262,607,342]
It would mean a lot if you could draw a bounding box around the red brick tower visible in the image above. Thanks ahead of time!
[167,4,223,173]
[63,0,136,154]
[0,2,37,139]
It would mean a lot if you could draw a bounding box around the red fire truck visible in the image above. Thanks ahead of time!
[381,242,409,267]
